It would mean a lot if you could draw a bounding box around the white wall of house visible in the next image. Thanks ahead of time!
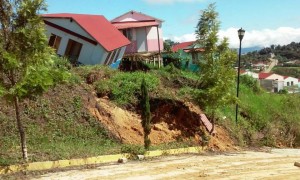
[265,74,284,81]
[284,77,298,87]
[136,27,147,52]
[242,71,259,79]
[44,18,92,40]
[45,24,107,65]
[260,79,284,92]
[146,25,163,52]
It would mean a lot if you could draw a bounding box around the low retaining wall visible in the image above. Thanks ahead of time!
[0,146,204,175]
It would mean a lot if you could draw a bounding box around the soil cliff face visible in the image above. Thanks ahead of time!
[88,95,235,150]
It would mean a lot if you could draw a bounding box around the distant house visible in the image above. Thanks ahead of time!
[241,70,259,79]
[283,76,298,87]
[111,11,163,54]
[171,41,204,71]
[283,76,299,93]
[253,62,269,71]
[258,73,284,92]
[42,13,130,65]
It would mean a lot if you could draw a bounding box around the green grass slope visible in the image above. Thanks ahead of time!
[1,65,299,166]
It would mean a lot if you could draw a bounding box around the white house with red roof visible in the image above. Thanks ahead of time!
[42,13,130,65]
[259,73,284,81]
[283,76,298,87]
[258,73,284,92]
[111,11,163,54]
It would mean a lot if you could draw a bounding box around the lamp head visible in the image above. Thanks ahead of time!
[238,28,245,41]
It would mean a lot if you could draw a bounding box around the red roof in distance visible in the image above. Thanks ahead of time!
[239,69,246,74]
[42,13,130,51]
[171,41,195,52]
[259,73,272,79]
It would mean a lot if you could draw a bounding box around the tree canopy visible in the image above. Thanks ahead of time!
[0,0,69,161]
[195,3,237,132]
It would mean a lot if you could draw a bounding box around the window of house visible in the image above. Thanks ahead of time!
[104,51,113,65]
[291,81,294,86]
[122,29,132,41]
[114,48,122,63]
[287,82,290,86]
[107,50,117,65]
[48,34,62,53]
[65,39,83,65]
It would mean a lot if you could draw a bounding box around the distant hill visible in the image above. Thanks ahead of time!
[241,46,263,54]
[273,42,300,63]
[240,42,300,69]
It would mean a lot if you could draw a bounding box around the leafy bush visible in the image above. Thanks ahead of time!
[220,84,300,147]
[95,71,160,106]
[121,144,145,159]
[278,89,288,94]
[240,75,262,93]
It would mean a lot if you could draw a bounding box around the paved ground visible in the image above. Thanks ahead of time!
[32,148,300,180]
[264,53,278,73]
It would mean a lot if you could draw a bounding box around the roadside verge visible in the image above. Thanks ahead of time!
[0,146,204,175]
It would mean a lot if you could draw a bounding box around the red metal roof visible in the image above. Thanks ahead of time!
[171,41,195,52]
[259,73,272,79]
[112,21,159,29]
[111,10,163,23]
[42,13,130,51]
[239,69,246,74]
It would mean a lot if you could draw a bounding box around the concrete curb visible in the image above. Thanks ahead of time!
[0,146,204,175]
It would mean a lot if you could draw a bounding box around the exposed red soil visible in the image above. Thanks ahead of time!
[88,95,236,151]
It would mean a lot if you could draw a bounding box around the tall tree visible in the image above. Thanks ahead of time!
[0,0,69,162]
[163,39,177,52]
[195,3,237,133]
[140,78,151,150]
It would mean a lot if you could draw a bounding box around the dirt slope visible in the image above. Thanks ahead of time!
[88,95,235,150]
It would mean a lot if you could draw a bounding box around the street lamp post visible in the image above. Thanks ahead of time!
[236,28,245,124]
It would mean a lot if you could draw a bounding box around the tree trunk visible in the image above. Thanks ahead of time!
[14,96,28,162]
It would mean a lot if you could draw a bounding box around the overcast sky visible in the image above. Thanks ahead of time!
[46,0,300,48]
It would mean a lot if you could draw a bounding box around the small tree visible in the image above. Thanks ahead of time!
[195,3,237,133]
[0,0,69,162]
[140,78,151,150]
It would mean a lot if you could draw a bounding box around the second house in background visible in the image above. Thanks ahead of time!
[111,11,164,54]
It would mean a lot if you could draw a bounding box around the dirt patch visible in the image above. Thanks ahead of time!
[31,149,300,180]
[89,96,235,150]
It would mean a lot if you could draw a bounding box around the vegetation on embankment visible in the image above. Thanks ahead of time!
[0,65,200,166]
[221,76,300,147]
[0,81,120,166]
[91,65,300,148]
[1,65,300,166]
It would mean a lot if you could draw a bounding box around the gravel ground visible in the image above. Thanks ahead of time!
[29,148,300,180]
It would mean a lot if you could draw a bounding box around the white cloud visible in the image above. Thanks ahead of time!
[165,27,300,48]
[171,33,197,42]
[144,0,206,4]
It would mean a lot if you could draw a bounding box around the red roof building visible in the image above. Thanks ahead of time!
[42,13,130,66]
[111,11,164,54]
[258,73,272,79]
[171,41,195,52]
[42,13,130,52]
